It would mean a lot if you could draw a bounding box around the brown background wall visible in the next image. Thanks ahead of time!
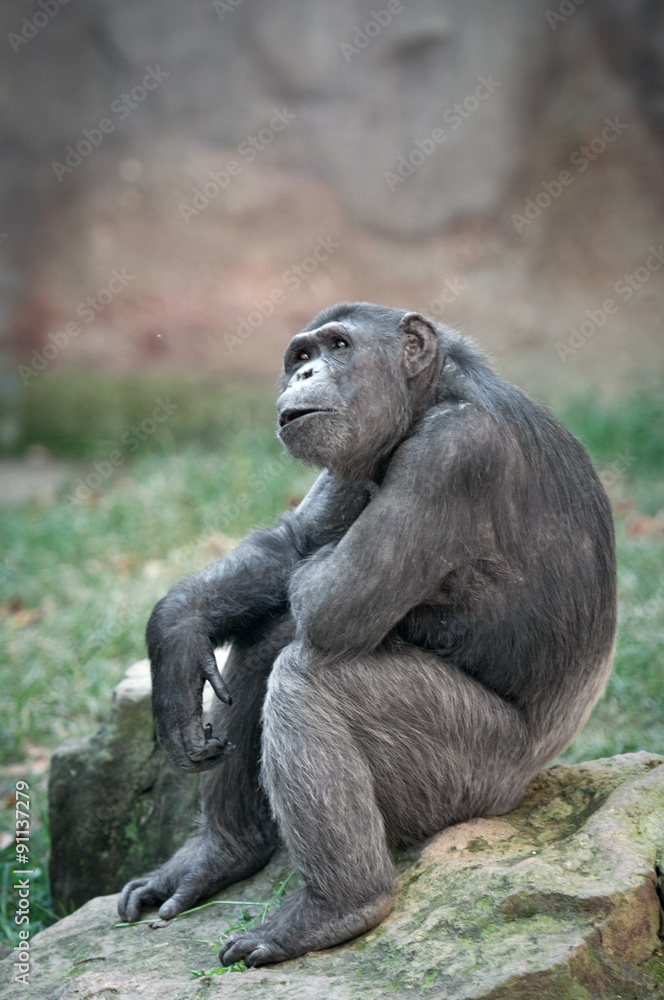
[1,0,663,396]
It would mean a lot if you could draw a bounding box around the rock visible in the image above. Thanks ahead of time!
[0,0,553,252]
[8,752,663,1000]
[48,659,199,911]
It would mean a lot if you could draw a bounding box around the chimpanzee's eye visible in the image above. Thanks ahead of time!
[332,338,348,350]
[297,350,310,361]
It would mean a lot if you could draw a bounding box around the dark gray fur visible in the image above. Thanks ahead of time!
[118,302,617,966]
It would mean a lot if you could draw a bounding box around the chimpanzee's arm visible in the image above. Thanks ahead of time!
[148,471,374,770]
[289,408,490,659]
[148,471,374,647]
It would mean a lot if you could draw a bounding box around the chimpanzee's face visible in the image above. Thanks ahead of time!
[277,317,412,479]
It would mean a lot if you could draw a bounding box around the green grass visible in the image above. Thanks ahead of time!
[0,371,280,458]
[0,371,662,945]
[0,372,661,764]
[557,386,664,488]
[0,410,315,760]
[550,383,664,761]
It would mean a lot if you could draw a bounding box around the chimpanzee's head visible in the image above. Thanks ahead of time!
[276,302,441,479]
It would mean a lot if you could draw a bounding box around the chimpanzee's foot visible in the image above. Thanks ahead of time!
[117,835,275,923]
[218,889,394,967]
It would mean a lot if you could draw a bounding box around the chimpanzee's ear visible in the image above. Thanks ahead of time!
[398,312,439,378]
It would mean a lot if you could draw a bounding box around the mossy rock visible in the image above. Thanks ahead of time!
[6,751,664,999]
[48,660,199,910]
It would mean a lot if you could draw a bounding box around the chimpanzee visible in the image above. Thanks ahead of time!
[118,302,616,967]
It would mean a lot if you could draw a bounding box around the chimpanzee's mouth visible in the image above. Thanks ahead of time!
[278,408,333,428]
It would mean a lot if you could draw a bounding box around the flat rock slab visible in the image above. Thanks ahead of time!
[3,752,664,999]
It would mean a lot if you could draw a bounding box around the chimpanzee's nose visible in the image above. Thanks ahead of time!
[296,366,314,380]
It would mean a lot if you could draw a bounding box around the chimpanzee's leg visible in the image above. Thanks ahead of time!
[118,617,294,922]
[219,639,531,966]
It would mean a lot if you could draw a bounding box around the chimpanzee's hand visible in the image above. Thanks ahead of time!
[148,616,235,773]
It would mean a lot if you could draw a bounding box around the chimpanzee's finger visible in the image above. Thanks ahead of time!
[203,652,232,705]
[180,712,234,761]
[189,734,235,760]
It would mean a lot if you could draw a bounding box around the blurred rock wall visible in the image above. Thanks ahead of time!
[1,0,663,393]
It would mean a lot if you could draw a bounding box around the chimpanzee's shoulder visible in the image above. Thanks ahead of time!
[412,399,500,449]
